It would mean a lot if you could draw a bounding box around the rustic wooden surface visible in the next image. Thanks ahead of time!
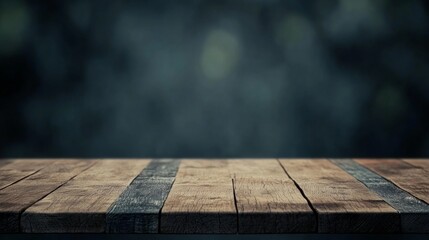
[107,159,180,233]
[161,160,236,233]
[279,159,400,233]
[229,159,316,233]
[403,159,429,170]
[0,158,428,233]
[0,159,55,190]
[332,159,429,232]
[0,160,94,232]
[356,159,429,204]
[21,160,149,233]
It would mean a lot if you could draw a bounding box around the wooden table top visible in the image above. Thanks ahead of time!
[0,159,428,234]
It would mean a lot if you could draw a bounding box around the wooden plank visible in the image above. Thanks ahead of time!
[356,159,429,205]
[228,159,289,178]
[173,160,232,184]
[403,159,429,170]
[0,159,12,168]
[160,160,236,233]
[21,159,150,233]
[332,159,429,233]
[0,169,37,190]
[0,159,55,171]
[0,160,93,233]
[106,159,180,233]
[279,159,400,233]
[0,159,54,190]
[228,159,316,233]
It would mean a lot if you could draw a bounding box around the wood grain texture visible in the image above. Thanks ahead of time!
[0,169,36,190]
[356,159,429,205]
[173,160,232,184]
[161,160,236,233]
[0,159,55,171]
[0,160,93,233]
[0,159,55,190]
[228,159,288,179]
[402,159,429,170]
[21,159,149,233]
[2,158,428,233]
[279,159,400,233]
[228,159,316,233]
[107,159,180,233]
[332,159,429,233]
[0,160,12,168]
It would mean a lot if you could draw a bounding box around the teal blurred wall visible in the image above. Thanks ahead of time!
[1,0,429,157]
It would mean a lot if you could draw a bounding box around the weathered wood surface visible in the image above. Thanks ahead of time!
[279,159,400,233]
[0,158,428,233]
[356,159,429,205]
[0,160,12,168]
[160,160,236,233]
[403,159,429,170]
[0,160,53,190]
[0,159,56,171]
[228,159,316,233]
[0,160,94,232]
[332,159,429,233]
[21,160,149,233]
[107,159,180,233]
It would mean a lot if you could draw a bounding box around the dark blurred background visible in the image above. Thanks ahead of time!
[1,0,429,158]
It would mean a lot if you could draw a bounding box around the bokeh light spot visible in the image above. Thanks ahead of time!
[200,29,240,81]
[0,0,30,55]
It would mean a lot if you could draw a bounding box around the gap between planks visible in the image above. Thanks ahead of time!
[278,159,400,233]
[0,160,96,233]
[355,159,429,205]
[277,159,319,232]
[0,160,55,190]
[331,159,429,233]
[21,160,150,233]
[160,160,237,233]
[106,159,180,233]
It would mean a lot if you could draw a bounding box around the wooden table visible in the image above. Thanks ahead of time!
[0,159,428,233]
